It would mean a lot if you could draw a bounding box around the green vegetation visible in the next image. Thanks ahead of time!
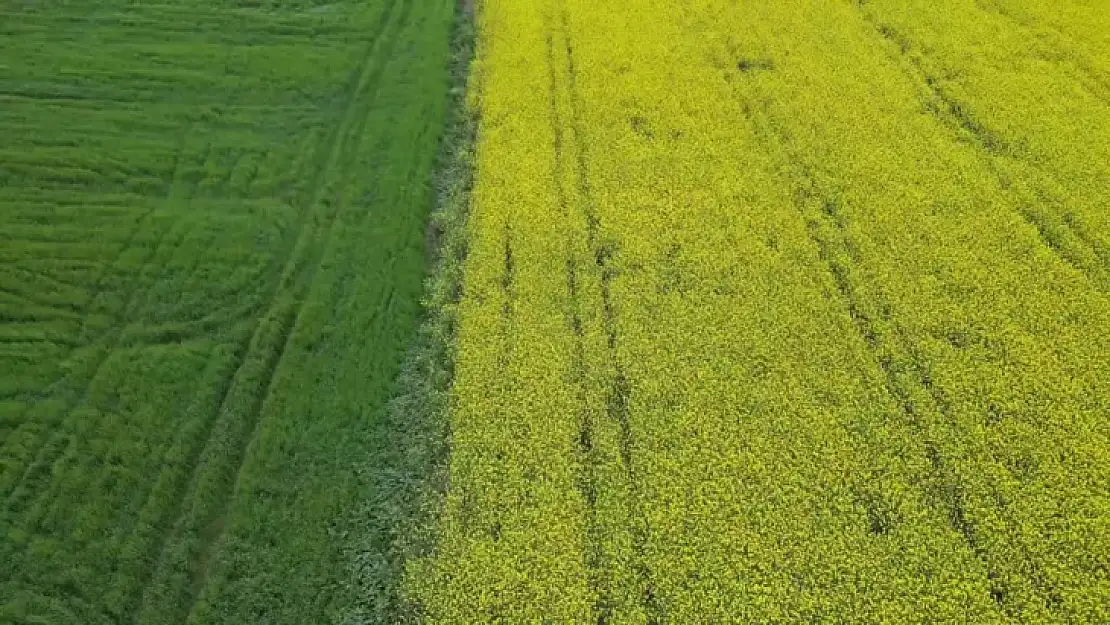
[342,9,477,622]
[4,0,1109,622]
[0,0,456,623]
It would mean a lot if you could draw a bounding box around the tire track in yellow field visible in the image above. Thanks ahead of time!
[973,0,1110,105]
[722,4,1091,616]
[853,3,1110,294]
[547,6,659,621]
[546,20,615,624]
[723,44,1067,615]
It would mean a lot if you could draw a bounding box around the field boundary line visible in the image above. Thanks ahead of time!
[187,0,416,610]
[336,0,478,619]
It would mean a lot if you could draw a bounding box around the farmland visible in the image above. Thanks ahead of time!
[407,0,1110,622]
[0,0,455,623]
[3,0,1110,623]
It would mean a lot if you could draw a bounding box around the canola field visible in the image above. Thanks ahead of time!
[3,0,1110,623]
[407,0,1110,622]
[0,0,455,623]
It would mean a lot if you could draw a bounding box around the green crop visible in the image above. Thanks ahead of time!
[4,0,1108,622]
[0,1,455,624]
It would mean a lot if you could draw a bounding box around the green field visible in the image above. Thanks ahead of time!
[0,0,455,623]
[3,0,1110,623]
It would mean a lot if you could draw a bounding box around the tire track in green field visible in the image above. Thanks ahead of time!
[0,266,86,320]
[0,123,192,382]
[2,577,113,625]
[852,4,1110,293]
[0,227,186,620]
[1,194,185,517]
[133,2,413,623]
[8,216,190,470]
[0,122,193,500]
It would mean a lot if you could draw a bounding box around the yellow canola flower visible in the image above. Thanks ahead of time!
[407,0,1110,622]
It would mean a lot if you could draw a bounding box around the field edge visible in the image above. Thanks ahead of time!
[339,2,477,622]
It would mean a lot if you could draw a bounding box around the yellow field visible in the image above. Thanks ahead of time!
[405,0,1110,621]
